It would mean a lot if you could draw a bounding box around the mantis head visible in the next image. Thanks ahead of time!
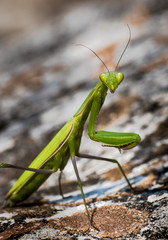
[77,25,131,93]
[99,25,131,93]
[99,72,124,93]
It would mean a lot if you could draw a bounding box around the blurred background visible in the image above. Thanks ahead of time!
[0,0,167,206]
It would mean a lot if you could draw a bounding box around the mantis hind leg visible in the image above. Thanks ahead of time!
[58,170,65,198]
[0,163,54,174]
[77,153,133,190]
[71,156,91,222]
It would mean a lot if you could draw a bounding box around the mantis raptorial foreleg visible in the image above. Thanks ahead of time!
[88,86,140,150]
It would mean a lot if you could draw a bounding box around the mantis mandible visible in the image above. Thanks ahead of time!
[0,26,141,222]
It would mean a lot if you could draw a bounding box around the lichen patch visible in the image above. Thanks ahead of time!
[49,204,149,238]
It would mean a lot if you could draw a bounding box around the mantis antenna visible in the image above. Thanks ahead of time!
[114,24,131,72]
[76,25,131,74]
[76,44,110,75]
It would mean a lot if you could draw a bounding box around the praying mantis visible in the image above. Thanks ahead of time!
[0,27,141,222]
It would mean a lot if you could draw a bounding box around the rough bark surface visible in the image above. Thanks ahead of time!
[0,0,167,239]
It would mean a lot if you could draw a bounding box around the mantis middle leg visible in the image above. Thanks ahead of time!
[77,153,133,189]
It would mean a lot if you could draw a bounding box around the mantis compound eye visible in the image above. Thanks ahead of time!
[99,73,107,84]
[116,72,124,84]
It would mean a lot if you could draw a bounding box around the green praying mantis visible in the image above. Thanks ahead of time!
[0,27,141,222]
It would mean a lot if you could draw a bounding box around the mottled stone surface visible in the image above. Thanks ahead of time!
[0,0,167,239]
